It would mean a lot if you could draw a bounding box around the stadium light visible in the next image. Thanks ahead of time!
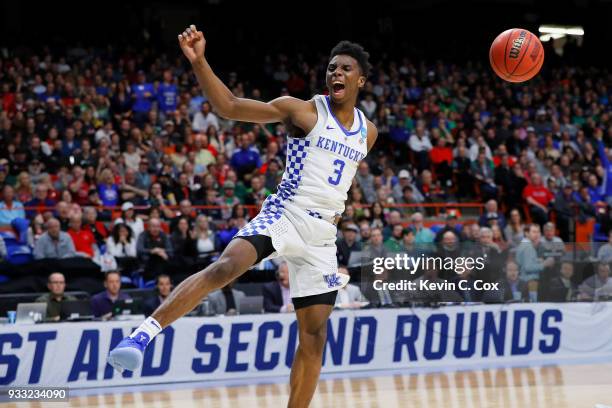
[538,25,584,42]
[539,33,566,42]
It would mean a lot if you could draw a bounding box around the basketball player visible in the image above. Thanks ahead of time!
[108,24,377,407]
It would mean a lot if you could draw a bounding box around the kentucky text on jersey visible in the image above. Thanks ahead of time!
[315,135,366,163]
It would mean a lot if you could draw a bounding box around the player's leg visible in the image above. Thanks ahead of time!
[108,235,272,372]
[287,291,337,408]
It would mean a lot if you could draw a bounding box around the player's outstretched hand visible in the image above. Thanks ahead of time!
[178,24,206,64]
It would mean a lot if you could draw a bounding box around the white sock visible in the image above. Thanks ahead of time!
[129,316,162,341]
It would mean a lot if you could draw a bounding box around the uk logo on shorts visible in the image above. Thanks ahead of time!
[323,273,342,288]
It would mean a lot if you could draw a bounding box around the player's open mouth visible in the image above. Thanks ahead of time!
[332,82,345,96]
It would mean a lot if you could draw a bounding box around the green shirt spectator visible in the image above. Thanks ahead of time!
[35,273,77,321]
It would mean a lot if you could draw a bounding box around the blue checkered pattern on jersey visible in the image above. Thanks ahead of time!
[307,209,322,219]
[237,138,310,237]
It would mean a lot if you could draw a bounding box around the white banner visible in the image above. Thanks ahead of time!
[1,302,612,388]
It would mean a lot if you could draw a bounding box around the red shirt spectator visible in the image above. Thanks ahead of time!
[68,216,96,258]
[522,179,554,207]
[430,145,453,165]
[493,154,517,167]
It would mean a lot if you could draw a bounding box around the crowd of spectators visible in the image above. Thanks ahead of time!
[0,45,611,314]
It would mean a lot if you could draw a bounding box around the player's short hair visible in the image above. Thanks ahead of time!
[329,41,371,78]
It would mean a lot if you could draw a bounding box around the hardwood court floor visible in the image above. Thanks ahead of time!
[4,363,612,408]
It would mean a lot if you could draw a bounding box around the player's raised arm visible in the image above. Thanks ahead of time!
[178,24,313,127]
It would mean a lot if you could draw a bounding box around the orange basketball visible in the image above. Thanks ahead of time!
[489,28,544,83]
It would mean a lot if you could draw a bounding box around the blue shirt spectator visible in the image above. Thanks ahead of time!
[90,271,131,318]
[596,137,612,202]
[98,169,120,207]
[98,184,119,207]
[132,71,155,113]
[231,145,262,177]
[157,71,178,113]
[0,186,26,226]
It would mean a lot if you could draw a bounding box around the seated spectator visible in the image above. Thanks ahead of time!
[54,201,72,230]
[172,173,195,203]
[548,260,578,302]
[336,223,362,267]
[67,214,97,258]
[335,266,366,308]
[476,227,504,283]
[35,272,76,321]
[0,185,25,226]
[193,214,220,260]
[25,184,56,219]
[522,173,554,227]
[106,223,138,271]
[416,170,445,202]
[515,224,555,302]
[410,212,435,244]
[382,210,402,240]
[82,206,109,248]
[435,231,462,279]
[231,203,250,222]
[398,185,424,216]
[491,224,509,253]
[120,167,149,203]
[170,199,197,233]
[384,224,404,253]
[434,211,462,243]
[192,101,219,133]
[33,218,77,260]
[68,166,91,206]
[170,216,197,269]
[402,228,418,253]
[597,231,612,263]
[408,123,432,171]
[579,262,612,301]
[392,169,424,204]
[135,158,153,192]
[206,280,246,315]
[230,133,262,179]
[14,171,33,204]
[355,162,377,204]
[478,200,506,229]
[115,201,145,239]
[452,145,474,199]
[540,222,565,261]
[97,168,120,208]
[90,271,131,319]
[136,217,174,279]
[244,174,270,206]
[471,150,498,201]
[216,181,241,220]
[429,136,453,186]
[553,184,578,242]
[504,208,525,248]
[27,214,45,248]
[364,227,388,258]
[263,262,293,313]
[369,201,387,228]
[496,261,528,302]
[143,274,173,315]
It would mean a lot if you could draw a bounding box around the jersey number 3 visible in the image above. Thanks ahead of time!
[328,159,345,186]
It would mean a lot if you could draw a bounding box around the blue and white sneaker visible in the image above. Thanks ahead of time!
[107,333,151,373]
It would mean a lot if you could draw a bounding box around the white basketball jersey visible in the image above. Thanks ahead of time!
[237,94,369,239]
[276,94,369,221]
